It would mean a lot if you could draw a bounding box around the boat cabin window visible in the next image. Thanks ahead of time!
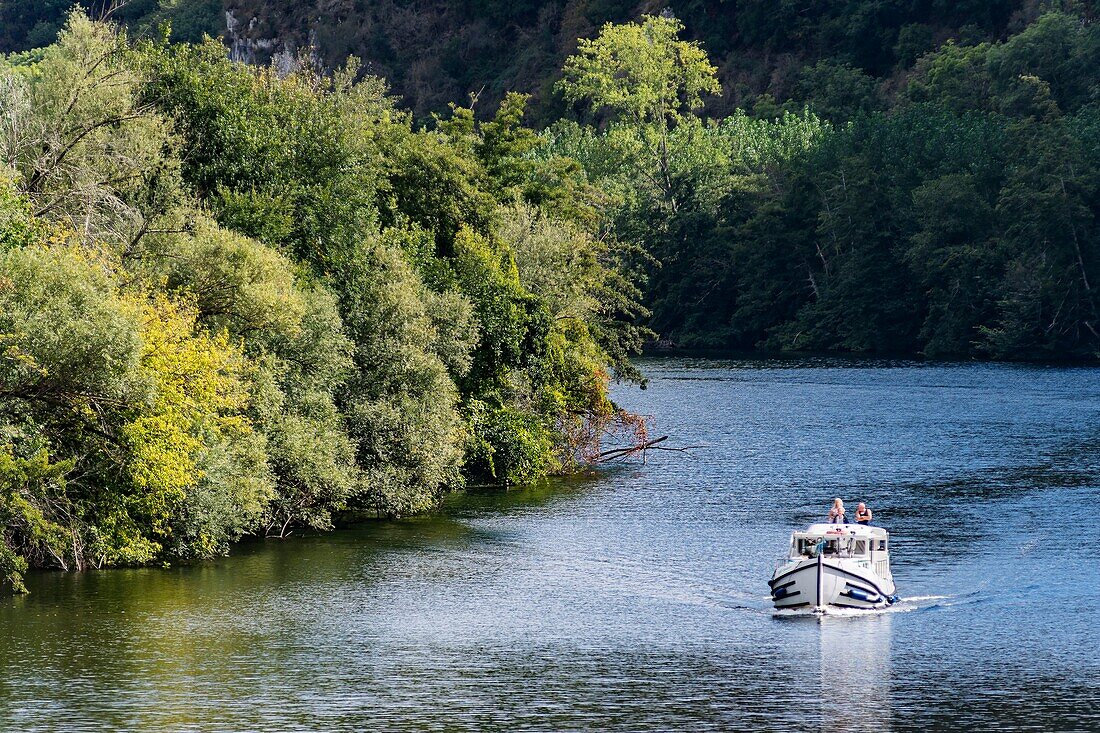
[796,537,859,557]
[793,534,885,558]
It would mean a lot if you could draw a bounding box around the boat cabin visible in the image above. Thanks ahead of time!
[786,523,892,579]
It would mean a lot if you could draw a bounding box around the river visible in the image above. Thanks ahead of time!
[2,357,1098,732]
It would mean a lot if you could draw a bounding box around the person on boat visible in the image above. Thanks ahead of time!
[828,498,846,524]
[855,502,873,525]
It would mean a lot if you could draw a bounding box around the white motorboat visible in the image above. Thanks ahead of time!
[770,523,898,612]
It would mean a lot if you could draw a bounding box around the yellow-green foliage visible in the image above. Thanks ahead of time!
[0,241,145,413]
[0,172,48,250]
[119,294,254,556]
[0,179,273,574]
[154,219,308,339]
[1,10,181,250]
[558,14,721,126]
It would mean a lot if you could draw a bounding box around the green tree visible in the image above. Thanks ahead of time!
[558,14,721,127]
[906,173,1001,356]
[0,9,182,252]
[337,237,470,513]
[557,13,721,213]
[982,117,1100,358]
[143,220,360,535]
[796,61,880,122]
[0,446,72,593]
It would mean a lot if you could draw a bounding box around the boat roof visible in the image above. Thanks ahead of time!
[796,523,889,539]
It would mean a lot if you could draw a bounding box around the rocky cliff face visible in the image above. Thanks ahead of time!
[224,5,319,76]
[218,0,603,121]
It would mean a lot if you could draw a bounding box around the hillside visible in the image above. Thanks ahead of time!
[6,3,1100,362]
[3,3,1100,589]
[1,1,1089,122]
[7,2,1100,363]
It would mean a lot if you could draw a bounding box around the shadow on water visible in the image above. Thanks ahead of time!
[7,469,610,610]
[442,469,615,516]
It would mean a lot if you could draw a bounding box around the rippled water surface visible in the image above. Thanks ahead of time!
[3,358,1099,732]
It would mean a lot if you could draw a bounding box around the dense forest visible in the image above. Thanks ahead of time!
[557,10,1100,358]
[3,3,1100,590]
[0,11,647,592]
[3,1,1096,123]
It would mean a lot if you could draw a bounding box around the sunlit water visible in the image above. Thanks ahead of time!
[3,357,1099,732]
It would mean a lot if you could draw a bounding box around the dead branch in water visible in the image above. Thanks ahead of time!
[596,436,701,464]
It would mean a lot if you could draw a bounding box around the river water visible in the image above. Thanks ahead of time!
[2,358,1099,732]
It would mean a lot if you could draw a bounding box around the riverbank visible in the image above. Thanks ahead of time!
[644,344,1100,367]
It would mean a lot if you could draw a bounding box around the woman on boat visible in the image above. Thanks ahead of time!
[855,502,872,524]
[828,498,846,524]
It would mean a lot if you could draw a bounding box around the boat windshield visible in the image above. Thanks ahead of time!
[793,535,870,558]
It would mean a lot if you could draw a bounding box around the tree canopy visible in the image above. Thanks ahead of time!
[0,10,647,593]
[4,4,1100,593]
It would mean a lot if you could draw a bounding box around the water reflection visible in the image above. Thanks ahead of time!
[818,614,892,730]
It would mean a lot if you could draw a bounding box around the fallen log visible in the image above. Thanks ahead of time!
[596,435,675,463]
[597,435,667,458]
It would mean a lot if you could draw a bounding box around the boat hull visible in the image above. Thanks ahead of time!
[770,557,897,611]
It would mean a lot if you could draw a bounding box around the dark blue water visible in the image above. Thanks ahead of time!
[2,358,1098,731]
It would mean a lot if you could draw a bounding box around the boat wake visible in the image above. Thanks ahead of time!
[771,593,953,619]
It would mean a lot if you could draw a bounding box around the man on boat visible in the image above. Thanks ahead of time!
[855,502,872,525]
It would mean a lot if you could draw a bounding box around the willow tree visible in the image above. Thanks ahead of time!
[0,9,181,254]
